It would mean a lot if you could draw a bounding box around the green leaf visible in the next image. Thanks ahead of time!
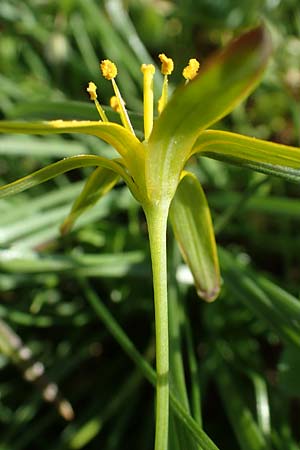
[220,248,300,348]
[146,25,272,202]
[251,373,271,437]
[0,120,144,182]
[0,249,144,276]
[192,130,300,182]
[0,135,88,157]
[170,172,220,301]
[257,277,300,323]
[60,166,119,235]
[0,155,136,199]
[215,365,270,450]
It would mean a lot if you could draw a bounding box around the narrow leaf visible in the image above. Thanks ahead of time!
[147,26,272,202]
[0,120,144,181]
[60,166,119,235]
[170,172,220,302]
[215,365,269,450]
[257,277,300,322]
[250,372,271,437]
[0,155,137,199]
[220,248,300,348]
[193,130,300,182]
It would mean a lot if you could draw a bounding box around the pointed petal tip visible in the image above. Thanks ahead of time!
[243,24,271,52]
[199,24,272,81]
[229,24,272,65]
[196,284,221,303]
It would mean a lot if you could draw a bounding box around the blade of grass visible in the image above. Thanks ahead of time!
[219,248,300,348]
[215,364,270,450]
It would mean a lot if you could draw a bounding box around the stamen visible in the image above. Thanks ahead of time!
[158,54,174,114]
[141,64,155,140]
[159,53,174,76]
[100,59,135,135]
[100,60,118,80]
[110,96,121,113]
[86,82,108,122]
[111,79,135,134]
[182,58,200,81]
[86,81,97,101]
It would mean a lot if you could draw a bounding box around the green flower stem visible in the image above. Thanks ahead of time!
[146,205,169,450]
[80,277,220,450]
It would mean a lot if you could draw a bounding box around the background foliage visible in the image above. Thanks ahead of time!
[0,0,300,449]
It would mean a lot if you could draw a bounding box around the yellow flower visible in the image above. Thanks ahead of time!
[89,56,200,141]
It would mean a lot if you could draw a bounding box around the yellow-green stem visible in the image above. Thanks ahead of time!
[146,204,169,450]
[111,78,135,135]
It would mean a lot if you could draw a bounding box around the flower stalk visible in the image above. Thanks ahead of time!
[145,204,170,450]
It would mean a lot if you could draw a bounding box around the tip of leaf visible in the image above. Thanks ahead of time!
[230,24,272,60]
[197,284,221,303]
[199,24,272,80]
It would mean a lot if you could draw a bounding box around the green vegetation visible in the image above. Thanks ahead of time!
[0,1,300,449]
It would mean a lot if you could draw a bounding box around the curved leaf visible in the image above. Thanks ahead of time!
[60,166,119,235]
[0,120,145,183]
[192,130,300,182]
[169,172,220,301]
[146,26,272,203]
[215,365,269,450]
[0,155,138,199]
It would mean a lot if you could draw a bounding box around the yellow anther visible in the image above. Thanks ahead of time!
[110,95,121,113]
[86,82,97,101]
[158,53,174,75]
[100,59,118,80]
[182,58,200,80]
[141,64,155,141]
[86,82,108,122]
